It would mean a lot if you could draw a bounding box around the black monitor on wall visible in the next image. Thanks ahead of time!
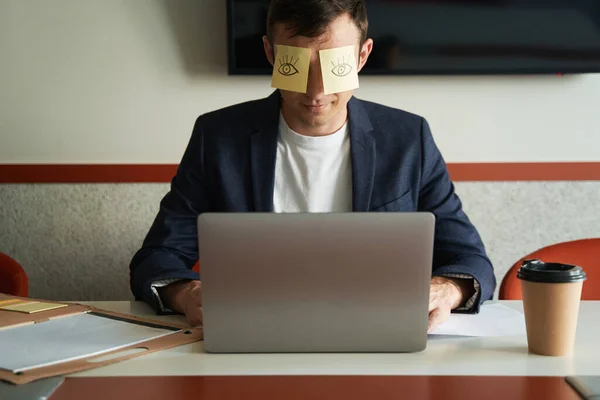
[227,0,600,75]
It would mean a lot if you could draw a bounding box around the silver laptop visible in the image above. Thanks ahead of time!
[198,212,435,353]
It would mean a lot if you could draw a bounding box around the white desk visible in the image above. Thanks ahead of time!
[70,301,600,378]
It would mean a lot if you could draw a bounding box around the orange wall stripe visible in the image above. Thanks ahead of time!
[0,163,599,183]
[0,164,178,183]
[448,162,600,181]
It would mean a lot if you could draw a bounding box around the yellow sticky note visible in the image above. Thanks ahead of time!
[271,45,311,93]
[319,45,359,95]
[0,300,67,314]
[0,299,23,307]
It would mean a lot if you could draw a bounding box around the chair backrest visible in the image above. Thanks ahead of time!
[499,238,600,300]
[0,252,29,297]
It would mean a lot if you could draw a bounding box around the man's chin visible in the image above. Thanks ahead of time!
[300,107,334,125]
[301,114,331,128]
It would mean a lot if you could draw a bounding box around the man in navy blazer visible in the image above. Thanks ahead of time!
[130,0,496,332]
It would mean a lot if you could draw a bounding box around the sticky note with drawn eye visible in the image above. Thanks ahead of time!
[271,45,311,93]
[319,45,359,95]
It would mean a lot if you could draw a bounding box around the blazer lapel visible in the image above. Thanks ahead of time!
[348,97,376,212]
[250,91,281,212]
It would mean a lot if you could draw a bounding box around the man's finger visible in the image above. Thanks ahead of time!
[427,307,449,333]
[190,285,202,305]
[428,292,439,312]
[428,282,444,310]
[187,307,203,327]
[428,301,436,313]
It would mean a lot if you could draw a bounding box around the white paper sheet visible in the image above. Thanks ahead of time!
[0,312,179,373]
[430,303,526,337]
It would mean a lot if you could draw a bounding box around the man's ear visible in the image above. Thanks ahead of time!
[263,36,275,66]
[357,38,374,72]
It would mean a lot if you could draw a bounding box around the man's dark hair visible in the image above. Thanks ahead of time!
[266,0,368,45]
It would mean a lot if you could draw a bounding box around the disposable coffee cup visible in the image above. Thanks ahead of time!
[518,259,586,356]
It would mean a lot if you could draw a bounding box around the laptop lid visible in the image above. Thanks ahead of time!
[198,212,434,353]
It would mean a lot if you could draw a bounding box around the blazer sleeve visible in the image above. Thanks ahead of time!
[418,118,496,312]
[129,117,210,312]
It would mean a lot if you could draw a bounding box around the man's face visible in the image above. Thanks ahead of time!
[264,14,373,133]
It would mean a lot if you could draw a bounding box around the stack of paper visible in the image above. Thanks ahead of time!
[0,312,180,373]
[431,303,526,337]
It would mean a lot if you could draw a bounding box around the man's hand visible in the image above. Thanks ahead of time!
[428,276,470,333]
[158,280,203,327]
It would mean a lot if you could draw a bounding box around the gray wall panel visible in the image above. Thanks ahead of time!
[1,182,598,301]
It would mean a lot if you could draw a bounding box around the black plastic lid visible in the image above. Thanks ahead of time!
[517,259,587,283]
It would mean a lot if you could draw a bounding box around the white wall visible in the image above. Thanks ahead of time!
[1,0,599,164]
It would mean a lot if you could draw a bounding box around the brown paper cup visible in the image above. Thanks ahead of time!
[521,280,583,356]
[518,259,586,357]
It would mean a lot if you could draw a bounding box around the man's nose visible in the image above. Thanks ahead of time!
[305,60,324,99]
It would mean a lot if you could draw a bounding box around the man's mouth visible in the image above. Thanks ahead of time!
[304,104,327,113]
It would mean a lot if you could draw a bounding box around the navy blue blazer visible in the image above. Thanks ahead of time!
[130,91,496,313]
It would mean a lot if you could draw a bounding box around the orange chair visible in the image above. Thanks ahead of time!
[0,252,29,297]
[499,238,600,300]
[192,261,200,274]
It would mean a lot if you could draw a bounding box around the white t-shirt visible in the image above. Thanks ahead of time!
[273,115,352,213]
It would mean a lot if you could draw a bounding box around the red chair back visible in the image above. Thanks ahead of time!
[0,252,29,297]
[499,238,600,300]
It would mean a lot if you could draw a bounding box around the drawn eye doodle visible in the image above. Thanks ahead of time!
[331,56,352,77]
[277,55,300,76]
